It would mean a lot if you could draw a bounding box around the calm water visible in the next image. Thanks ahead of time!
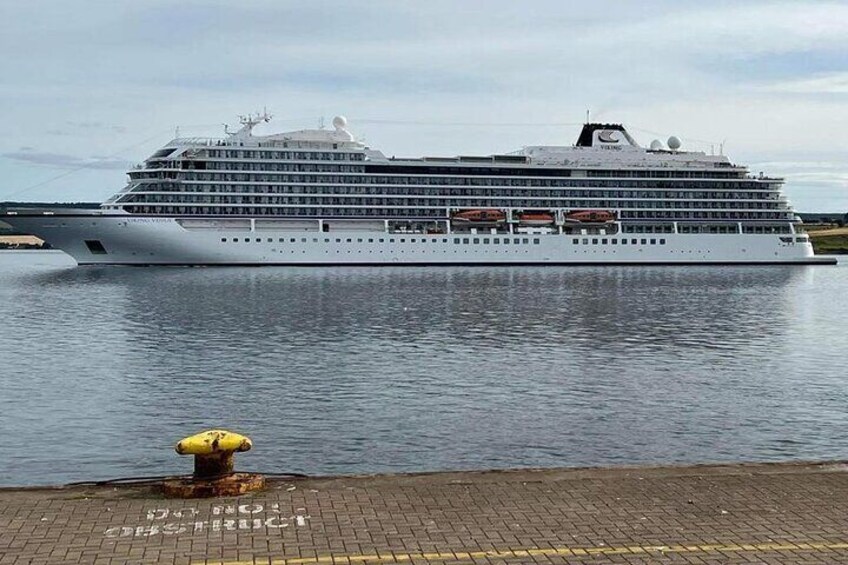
[0,251,846,486]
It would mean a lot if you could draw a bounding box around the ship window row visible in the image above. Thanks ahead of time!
[122,194,786,211]
[201,163,365,173]
[742,224,792,234]
[122,204,792,221]
[373,165,743,179]
[130,170,767,189]
[203,150,365,161]
[128,184,783,204]
[178,161,743,180]
[126,206,446,217]
[623,211,791,220]
[215,233,785,245]
[129,180,782,199]
[586,170,739,179]
[622,224,675,234]
[219,236,544,245]
[143,162,367,173]
[573,238,667,245]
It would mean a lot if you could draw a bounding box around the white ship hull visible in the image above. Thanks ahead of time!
[3,214,834,265]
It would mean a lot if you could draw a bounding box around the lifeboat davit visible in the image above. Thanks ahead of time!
[451,209,506,224]
[565,210,616,224]
[517,212,555,226]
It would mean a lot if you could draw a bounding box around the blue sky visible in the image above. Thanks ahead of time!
[1,0,847,211]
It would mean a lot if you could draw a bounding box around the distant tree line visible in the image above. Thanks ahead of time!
[798,212,848,226]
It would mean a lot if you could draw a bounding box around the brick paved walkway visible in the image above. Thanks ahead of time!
[2,462,848,564]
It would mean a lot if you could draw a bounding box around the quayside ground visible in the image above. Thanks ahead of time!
[2,462,848,564]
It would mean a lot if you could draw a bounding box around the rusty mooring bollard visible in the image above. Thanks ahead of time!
[162,430,265,498]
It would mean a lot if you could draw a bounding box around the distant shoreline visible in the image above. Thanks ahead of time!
[0,235,47,250]
[805,225,848,255]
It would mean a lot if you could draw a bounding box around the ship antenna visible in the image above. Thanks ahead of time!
[585,109,590,124]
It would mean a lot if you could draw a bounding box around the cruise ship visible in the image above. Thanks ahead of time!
[1,113,835,265]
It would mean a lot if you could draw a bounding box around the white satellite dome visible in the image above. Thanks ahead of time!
[332,115,348,129]
[650,139,664,150]
[667,136,681,150]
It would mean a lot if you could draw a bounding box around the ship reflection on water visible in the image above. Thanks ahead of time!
[0,252,845,485]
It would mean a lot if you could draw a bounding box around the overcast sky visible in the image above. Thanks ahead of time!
[1,0,847,210]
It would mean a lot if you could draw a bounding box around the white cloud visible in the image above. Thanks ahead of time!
[0,0,847,209]
[2,149,132,170]
[760,72,848,94]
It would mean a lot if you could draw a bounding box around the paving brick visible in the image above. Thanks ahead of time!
[1,462,848,563]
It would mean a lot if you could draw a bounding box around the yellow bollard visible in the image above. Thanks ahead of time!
[163,429,265,498]
[175,429,252,479]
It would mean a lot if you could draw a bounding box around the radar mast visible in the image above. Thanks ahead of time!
[225,109,272,139]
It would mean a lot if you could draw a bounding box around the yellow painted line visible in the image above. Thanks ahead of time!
[207,540,848,565]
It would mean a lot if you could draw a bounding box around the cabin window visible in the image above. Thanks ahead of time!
[221,238,227,242]
[572,238,579,244]
[473,238,480,244]
[592,239,598,244]
[533,238,540,244]
[454,238,460,244]
[660,239,666,245]
[483,238,490,244]
[631,239,637,244]
[462,238,470,244]
[650,239,657,245]
[641,239,647,245]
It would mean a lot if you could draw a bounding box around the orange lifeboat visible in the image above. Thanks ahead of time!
[517,211,555,226]
[565,210,616,223]
[451,209,506,224]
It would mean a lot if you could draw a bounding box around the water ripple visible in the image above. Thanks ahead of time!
[0,251,846,485]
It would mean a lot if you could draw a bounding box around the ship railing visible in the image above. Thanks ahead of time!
[746,174,783,181]
[167,137,261,147]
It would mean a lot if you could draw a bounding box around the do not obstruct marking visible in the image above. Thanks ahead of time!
[104,503,310,538]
